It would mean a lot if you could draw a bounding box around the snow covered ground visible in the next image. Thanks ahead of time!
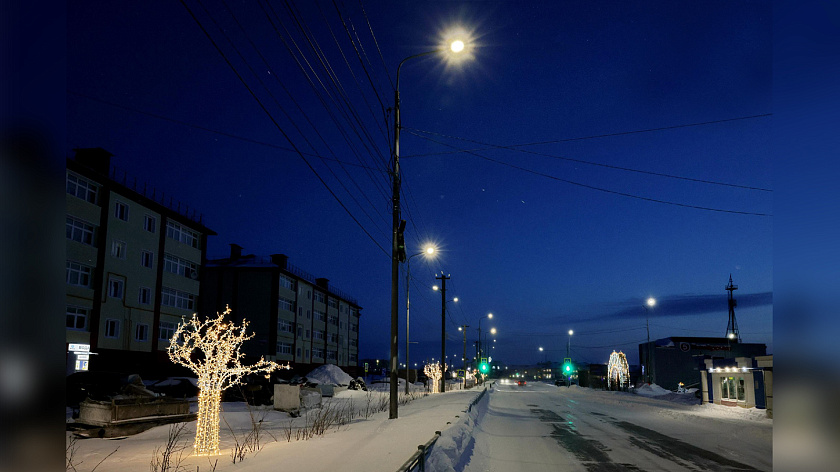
[66,381,771,471]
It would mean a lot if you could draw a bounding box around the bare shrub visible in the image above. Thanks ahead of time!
[150,422,188,472]
[66,435,80,472]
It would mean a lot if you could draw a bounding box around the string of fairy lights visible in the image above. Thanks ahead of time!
[607,351,630,390]
[424,362,447,394]
[168,306,290,456]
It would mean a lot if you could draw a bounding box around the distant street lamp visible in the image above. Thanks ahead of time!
[477,313,493,364]
[389,36,467,419]
[404,246,436,394]
[644,297,656,384]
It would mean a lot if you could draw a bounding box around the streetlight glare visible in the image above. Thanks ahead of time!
[488,313,493,319]
[539,347,543,351]
[490,328,497,335]
[432,285,439,291]
[647,297,656,307]
[425,246,436,255]
[450,40,464,53]
[453,297,459,302]
[569,330,574,336]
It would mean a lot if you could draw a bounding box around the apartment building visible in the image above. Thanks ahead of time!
[201,245,361,376]
[65,148,216,375]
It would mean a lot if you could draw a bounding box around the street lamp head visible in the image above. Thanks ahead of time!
[432,285,439,291]
[490,328,497,335]
[453,297,459,302]
[450,40,465,53]
[539,347,543,351]
[488,313,493,319]
[425,246,436,255]
[647,297,656,307]
[728,333,736,339]
[458,326,462,331]
[569,330,574,336]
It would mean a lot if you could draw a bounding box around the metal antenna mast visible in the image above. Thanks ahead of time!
[725,274,741,342]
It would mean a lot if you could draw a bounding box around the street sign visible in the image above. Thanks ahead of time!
[68,343,90,352]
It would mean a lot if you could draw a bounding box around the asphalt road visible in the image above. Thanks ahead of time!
[464,381,771,471]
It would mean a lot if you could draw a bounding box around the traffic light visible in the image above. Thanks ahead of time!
[396,220,407,262]
[562,358,574,375]
[479,361,489,374]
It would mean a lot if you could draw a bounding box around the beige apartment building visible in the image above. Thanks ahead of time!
[201,246,361,376]
[65,148,215,375]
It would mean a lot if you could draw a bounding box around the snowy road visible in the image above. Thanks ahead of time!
[464,382,771,471]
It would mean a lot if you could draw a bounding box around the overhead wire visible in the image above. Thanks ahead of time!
[405,129,772,217]
[179,0,389,256]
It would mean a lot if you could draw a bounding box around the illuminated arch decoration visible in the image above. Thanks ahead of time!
[168,306,290,456]
[424,362,447,393]
[607,351,630,390]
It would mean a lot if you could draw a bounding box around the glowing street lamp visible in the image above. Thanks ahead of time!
[404,245,436,394]
[644,297,656,384]
[389,33,469,419]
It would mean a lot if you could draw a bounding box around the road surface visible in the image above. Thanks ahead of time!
[464,381,771,471]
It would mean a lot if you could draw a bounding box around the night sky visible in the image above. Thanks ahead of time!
[67,1,772,367]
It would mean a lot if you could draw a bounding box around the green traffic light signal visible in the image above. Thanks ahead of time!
[479,362,489,373]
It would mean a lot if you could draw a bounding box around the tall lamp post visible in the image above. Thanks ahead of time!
[644,297,656,385]
[390,40,466,419]
[477,313,493,366]
[432,283,457,394]
[458,325,469,389]
[566,329,573,386]
[404,246,435,394]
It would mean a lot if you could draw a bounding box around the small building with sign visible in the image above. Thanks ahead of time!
[699,355,773,416]
[639,337,767,391]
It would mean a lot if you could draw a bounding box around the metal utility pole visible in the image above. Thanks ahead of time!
[435,273,450,394]
[389,68,404,420]
[459,325,469,389]
[725,274,741,342]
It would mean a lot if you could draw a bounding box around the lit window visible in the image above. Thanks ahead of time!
[108,278,124,299]
[66,261,92,287]
[104,319,120,338]
[135,323,149,342]
[114,201,129,221]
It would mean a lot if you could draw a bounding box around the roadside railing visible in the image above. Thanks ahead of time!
[396,431,441,472]
[397,383,493,471]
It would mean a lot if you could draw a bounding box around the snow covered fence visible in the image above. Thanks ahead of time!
[398,384,492,472]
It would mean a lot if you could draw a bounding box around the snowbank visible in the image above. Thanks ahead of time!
[634,383,673,397]
[426,387,491,471]
[304,364,353,385]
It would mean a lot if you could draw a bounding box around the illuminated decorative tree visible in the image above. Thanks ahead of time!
[424,362,447,393]
[607,351,630,390]
[168,306,290,456]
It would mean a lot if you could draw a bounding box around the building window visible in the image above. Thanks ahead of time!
[66,172,99,203]
[313,330,325,341]
[66,216,95,246]
[139,287,151,305]
[135,323,149,342]
[161,287,196,310]
[305,349,310,358]
[104,319,120,338]
[163,254,198,279]
[329,333,338,343]
[307,290,311,299]
[159,321,176,340]
[141,250,154,268]
[66,261,92,288]
[108,278,124,299]
[314,310,326,322]
[314,291,325,303]
[111,240,126,259]
[144,215,156,233]
[312,348,324,359]
[166,221,200,248]
[277,342,292,355]
[350,353,357,363]
[278,319,294,334]
[327,350,337,361]
[307,310,311,319]
[279,274,295,290]
[350,339,357,348]
[278,297,294,312]
[66,306,88,330]
[296,347,302,357]
[305,329,310,339]
[114,201,129,221]
[297,325,303,337]
[328,298,338,309]
[350,323,358,333]
[328,315,338,326]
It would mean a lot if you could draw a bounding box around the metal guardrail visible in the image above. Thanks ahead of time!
[397,384,493,472]
[396,431,441,472]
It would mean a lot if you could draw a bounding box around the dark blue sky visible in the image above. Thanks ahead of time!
[67,1,772,366]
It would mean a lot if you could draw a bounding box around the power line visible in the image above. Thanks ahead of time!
[405,129,772,217]
[179,0,389,256]
[405,125,772,192]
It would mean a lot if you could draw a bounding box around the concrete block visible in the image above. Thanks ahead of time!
[273,384,301,412]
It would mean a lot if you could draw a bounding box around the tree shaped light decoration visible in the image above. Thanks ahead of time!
[168,306,290,456]
[607,351,630,390]
[424,362,447,393]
